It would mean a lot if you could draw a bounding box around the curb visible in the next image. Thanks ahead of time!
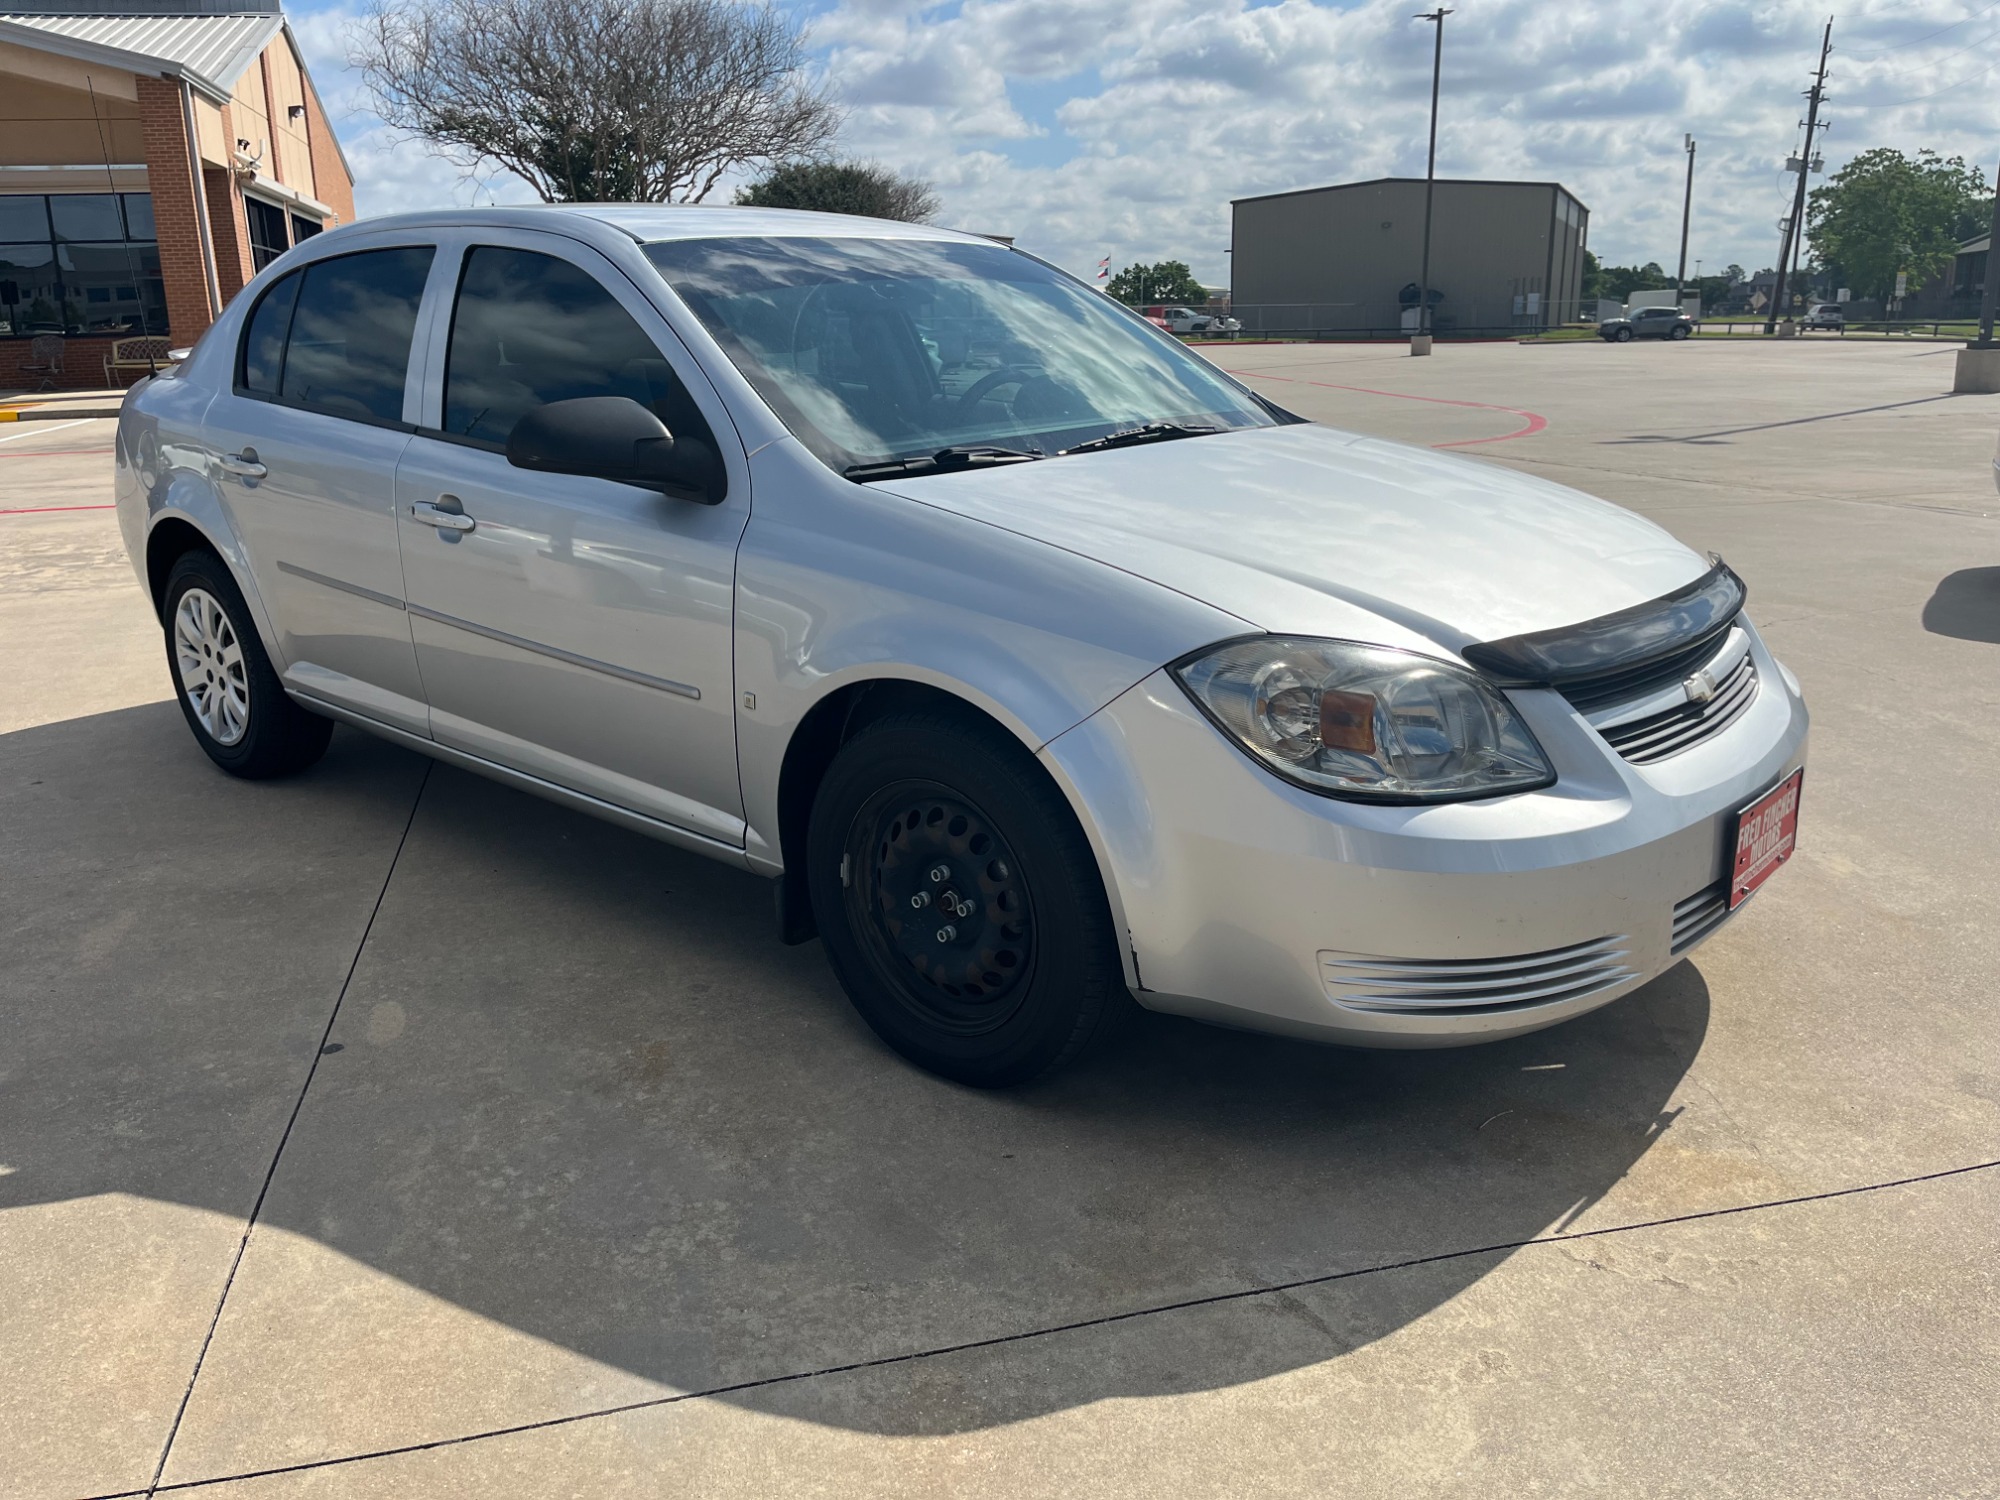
[0,406,124,421]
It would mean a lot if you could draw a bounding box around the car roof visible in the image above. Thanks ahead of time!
[300,203,991,247]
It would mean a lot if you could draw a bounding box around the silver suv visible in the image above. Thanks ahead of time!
[116,206,1808,1084]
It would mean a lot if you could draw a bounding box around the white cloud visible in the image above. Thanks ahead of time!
[286,0,2000,289]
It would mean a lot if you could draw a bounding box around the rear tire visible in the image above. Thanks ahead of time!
[162,549,332,779]
[1670,324,1691,340]
[806,709,1127,1086]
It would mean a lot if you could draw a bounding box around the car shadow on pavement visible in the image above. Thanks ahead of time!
[1922,567,2000,644]
[2,703,1707,1441]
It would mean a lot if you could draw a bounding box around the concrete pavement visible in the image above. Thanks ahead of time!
[1,341,1995,1496]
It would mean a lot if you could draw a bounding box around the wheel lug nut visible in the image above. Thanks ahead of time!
[955,901,973,918]
[929,865,950,883]
[936,925,956,943]
[910,891,931,909]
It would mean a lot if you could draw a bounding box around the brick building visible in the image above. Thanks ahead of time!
[2,0,354,388]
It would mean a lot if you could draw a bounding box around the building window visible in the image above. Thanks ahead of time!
[0,192,164,339]
[246,196,290,271]
[289,212,323,245]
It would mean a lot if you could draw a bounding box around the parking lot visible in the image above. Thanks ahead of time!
[3,338,1996,1496]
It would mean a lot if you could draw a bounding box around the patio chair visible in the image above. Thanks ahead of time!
[105,335,172,386]
[23,333,64,391]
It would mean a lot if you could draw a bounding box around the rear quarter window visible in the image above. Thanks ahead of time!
[242,246,434,427]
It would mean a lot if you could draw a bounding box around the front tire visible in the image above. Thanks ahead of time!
[162,549,332,778]
[1614,327,1635,342]
[806,709,1127,1086]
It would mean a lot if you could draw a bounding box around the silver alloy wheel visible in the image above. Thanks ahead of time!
[173,587,251,746]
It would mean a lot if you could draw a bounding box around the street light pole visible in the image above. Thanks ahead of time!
[1675,134,1696,307]
[1413,7,1451,355]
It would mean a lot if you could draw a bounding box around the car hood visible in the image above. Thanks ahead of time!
[876,423,1708,654]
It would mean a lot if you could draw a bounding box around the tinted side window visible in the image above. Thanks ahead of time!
[443,246,717,451]
[239,270,302,395]
[279,246,434,426]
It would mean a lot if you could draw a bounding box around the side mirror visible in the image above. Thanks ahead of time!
[506,396,726,505]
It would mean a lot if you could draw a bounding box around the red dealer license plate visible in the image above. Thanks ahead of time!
[1730,768,1804,910]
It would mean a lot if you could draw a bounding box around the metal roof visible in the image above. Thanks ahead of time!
[0,9,282,99]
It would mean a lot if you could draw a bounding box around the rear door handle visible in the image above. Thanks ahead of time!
[217,449,267,479]
[411,498,476,533]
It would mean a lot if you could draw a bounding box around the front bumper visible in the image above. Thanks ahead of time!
[1040,623,1809,1047]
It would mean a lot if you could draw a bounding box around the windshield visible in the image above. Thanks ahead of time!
[643,236,1278,474]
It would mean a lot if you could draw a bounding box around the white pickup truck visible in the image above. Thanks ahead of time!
[1158,306,1241,337]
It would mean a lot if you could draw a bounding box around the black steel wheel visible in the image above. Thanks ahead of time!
[846,782,1036,1032]
[807,708,1127,1086]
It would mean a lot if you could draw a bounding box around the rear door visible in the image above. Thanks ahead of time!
[200,242,437,733]
[394,231,750,844]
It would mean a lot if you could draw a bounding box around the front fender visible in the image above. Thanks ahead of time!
[733,438,1248,897]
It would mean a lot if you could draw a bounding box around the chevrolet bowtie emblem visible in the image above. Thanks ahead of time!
[1684,666,1719,704]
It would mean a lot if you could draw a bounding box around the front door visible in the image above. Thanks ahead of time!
[394,236,748,844]
[201,243,435,734]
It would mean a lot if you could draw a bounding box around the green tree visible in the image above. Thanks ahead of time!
[1106,260,1205,306]
[735,160,939,222]
[1582,256,1669,303]
[1806,147,1989,302]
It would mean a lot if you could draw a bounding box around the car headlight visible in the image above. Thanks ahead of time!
[1171,637,1556,803]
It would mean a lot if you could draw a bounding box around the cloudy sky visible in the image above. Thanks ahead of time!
[286,0,2000,290]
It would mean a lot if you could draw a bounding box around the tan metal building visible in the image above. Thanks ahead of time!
[1,0,355,388]
[1231,177,1589,338]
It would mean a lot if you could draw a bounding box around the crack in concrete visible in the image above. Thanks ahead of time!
[139,763,434,1500]
[116,1155,2000,1497]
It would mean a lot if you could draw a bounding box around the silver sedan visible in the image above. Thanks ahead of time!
[115,206,1808,1085]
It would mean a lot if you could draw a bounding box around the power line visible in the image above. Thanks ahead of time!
[1839,22,2000,81]
[1840,0,2000,59]
[1859,57,2000,108]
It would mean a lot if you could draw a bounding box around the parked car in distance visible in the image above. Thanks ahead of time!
[116,206,1808,1086]
[1801,303,1846,331]
[1600,305,1696,342]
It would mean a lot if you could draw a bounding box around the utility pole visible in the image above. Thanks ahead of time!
[1766,18,1832,336]
[1413,7,1451,355]
[1675,134,1697,306]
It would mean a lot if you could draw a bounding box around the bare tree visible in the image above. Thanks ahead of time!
[352,0,841,203]
[736,160,940,223]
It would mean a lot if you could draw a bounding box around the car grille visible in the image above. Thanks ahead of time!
[1595,652,1759,765]
[1670,879,1733,956]
[1559,629,1737,715]
[1320,934,1636,1016]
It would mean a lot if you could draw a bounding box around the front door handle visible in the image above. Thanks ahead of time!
[217,449,267,479]
[411,498,476,533]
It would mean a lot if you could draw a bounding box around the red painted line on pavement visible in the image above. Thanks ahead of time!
[1226,369,1549,448]
[0,503,117,514]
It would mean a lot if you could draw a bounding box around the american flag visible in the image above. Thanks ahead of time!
[1096,257,1110,281]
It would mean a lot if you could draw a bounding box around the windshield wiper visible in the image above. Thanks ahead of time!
[843,444,1046,482]
[1062,422,1222,455]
